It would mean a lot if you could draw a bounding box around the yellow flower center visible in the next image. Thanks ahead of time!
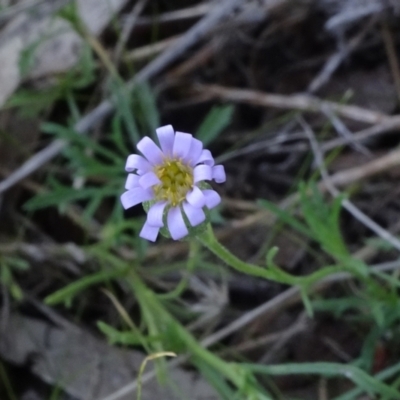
[153,159,193,207]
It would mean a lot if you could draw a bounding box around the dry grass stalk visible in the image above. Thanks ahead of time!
[195,84,389,124]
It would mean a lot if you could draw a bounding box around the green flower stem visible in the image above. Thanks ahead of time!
[197,224,343,287]
[156,240,199,300]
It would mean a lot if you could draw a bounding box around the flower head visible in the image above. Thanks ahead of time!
[121,125,226,241]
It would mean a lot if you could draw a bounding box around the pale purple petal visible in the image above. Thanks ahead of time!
[212,165,226,183]
[125,154,151,172]
[121,188,153,210]
[186,186,206,208]
[173,132,192,159]
[156,125,175,156]
[140,221,159,242]
[125,174,140,190]
[167,206,188,240]
[203,189,221,209]
[194,165,212,183]
[186,137,203,166]
[137,137,164,165]
[139,171,161,189]
[197,149,215,166]
[147,201,168,227]
[183,201,205,227]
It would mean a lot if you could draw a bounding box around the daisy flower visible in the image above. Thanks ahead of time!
[121,125,226,241]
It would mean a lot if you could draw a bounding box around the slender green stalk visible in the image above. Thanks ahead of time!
[0,362,17,400]
[157,240,199,300]
[243,362,400,399]
[196,224,341,287]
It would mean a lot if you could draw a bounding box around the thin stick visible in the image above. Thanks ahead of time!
[195,84,389,124]
[325,3,383,32]
[0,0,52,21]
[133,2,211,26]
[124,36,180,63]
[330,146,400,187]
[308,16,376,93]
[258,312,308,363]
[321,105,370,155]
[322,115,400,151]
[114,0,148,63]
[223,114,400,157]
[381,21,400,104]
[0,0,246,194]
[167,41,216,79]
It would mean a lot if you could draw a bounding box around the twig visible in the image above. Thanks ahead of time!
[167,41,216,79]
[114,0,148,63]
[325,3,383,32]
[352,218,400,262]
[318,378,329,400]
[330,147,400,188]
[221,330,288,354]
[26,294,81,332]
[0,0,52,21]
[221,114,400,158]
[0,282,10,341]
[0,0,246,194]
[0,242,85,270]
[321,336,352,362]
[132,2,211,27]
[320,105,370,155]
[381,21,400,104]
[200,285,300,349]
[258,312,309,363]
[195,84,389,124]
[322,115,400,151]
[308,16,376,93]
[216,131,308,163]
[124,36,180,63]
[299,116,400,252]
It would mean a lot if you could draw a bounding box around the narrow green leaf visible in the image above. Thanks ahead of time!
[42,122,122,163]
[243,362,400,399]
[334,361,400,400]
[97,321,143,346]
[300,287,314,317]
[111,112,130,155]
[134,82,160,136]
[194,358,237,400]
[24,186,98,211]
[196,105,234,146]
[111,81,140,145]
[44,269,128,306]
[258,199,314,239]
